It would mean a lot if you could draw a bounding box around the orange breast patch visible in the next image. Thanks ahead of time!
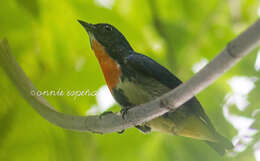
[91,39,121,91]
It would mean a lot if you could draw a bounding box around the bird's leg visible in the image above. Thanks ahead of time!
[135,125,151,133]
[117,106,132,133]
[120,106,131,119]
[99,111,114,119]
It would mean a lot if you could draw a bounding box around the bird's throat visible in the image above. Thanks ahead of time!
[91,39,121,91]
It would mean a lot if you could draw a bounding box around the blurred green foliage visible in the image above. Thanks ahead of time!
[0,0,260,161]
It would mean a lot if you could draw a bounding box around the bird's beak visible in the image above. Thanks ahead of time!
[78,20,96,49]
[78,20,95,33]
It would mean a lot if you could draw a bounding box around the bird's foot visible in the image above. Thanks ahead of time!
[99,111,114,119]
[117,129,125,134]
[135,125,151,134]
[120,107,131,119]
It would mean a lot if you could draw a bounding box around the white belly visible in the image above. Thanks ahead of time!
[115,79,170,105]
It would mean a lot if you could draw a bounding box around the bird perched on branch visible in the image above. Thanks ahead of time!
[78,20,233,155]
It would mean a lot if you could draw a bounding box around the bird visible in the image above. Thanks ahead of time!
[78,20,233,155]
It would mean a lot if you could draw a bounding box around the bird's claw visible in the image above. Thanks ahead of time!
[117,129,125,134]
[120,107,130,119]
[135,125,151,133]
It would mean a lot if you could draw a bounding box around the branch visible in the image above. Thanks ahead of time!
[0,19,260,134]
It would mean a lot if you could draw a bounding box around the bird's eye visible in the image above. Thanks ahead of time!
[104,25,112,32]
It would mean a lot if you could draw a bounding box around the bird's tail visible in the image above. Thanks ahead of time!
[206,133,234,155]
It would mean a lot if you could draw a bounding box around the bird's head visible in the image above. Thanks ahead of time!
[78,20,133,60]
